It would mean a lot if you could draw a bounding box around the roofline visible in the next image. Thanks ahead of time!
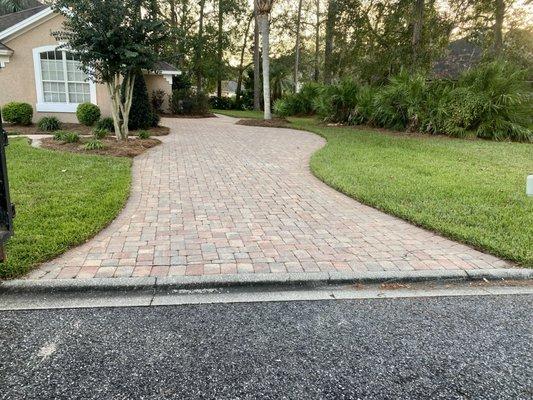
[0,48,13,55]
[0,7,55,42]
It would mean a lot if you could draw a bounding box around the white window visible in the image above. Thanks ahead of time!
[33,45,96,112]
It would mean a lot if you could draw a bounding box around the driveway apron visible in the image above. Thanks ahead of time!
[28,115,510,279]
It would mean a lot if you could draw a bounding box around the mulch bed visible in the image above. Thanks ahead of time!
[236,118,291,128]
[40,137,161,157]
[5,123,170,136]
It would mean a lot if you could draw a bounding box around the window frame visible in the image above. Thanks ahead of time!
[32,45,97,113]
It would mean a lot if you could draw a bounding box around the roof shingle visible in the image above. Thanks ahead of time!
[0,3,48,33]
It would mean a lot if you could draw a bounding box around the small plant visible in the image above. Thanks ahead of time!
[1,102,33,125]
[37,116,61,132]
[76,103,101,126]
[61,131,80,143]
[95,117,115,132]
[84,139,104,150]
[93,128,108,139]
[151,89,166,113]
[53,130,68,141]
[137,130,150,139]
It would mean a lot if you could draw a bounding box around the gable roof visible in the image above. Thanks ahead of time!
[432,38,483,79]
[154,61,179,73]
[0,4,48,32]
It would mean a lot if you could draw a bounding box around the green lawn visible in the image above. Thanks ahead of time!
[1,139,131,279]
[213,109,264,119]
[214,109,533,266]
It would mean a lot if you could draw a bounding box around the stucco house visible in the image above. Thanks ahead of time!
[0,2,179,123]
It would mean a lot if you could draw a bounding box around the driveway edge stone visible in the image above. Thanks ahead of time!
[1,269,531,294]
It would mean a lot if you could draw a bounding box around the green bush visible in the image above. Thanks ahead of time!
[273,82,323,117]
[125,72,158,130]
[95,117,115,132]
[209,96,234,110]
[137,130,150,139]
[93,128,108,139]
[54,131,80,143]
[151,89,166,113]
[2,102,33,125]
[53,130,68,141]
[76,103,101,126]
[84,139,104,150]
[371,70,427,131]
[171,89,210,115]
[314,80,361,123]
[349,85,376,125]
[37,116,61,132]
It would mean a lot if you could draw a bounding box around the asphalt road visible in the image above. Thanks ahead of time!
[1,295,531,399]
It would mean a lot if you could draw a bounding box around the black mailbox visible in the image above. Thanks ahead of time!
[0,109,15,259]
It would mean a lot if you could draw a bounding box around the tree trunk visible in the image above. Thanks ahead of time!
[258,13,271,120]
[217,0,224,97]
[493,0,504,56]
[293,0,304,92]
[411,0,424,69]
[324,0,336,84]
[196,0,206,93]
[106,73,135,141]
[314,0,320,82]
[236,14,253,103]
[253,7,261,111]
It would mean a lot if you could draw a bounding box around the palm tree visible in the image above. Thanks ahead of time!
[0,0,32,15]
[255,0,274,120]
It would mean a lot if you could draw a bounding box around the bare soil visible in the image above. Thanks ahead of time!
[40,137,161,157]
[5,123,170,136]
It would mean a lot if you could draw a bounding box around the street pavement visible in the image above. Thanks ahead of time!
[1,293,531,399]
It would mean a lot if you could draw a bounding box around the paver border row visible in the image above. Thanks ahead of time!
[1,268,531,294]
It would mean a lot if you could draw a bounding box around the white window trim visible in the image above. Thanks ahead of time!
[32,45,97,113]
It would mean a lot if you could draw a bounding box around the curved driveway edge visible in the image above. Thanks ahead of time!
[27,115,513,280]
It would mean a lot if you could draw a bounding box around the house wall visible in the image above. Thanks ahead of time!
[0,14,174,123]
[144,74,172,113]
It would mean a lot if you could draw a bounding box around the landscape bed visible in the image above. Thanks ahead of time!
[215,109,533,267]
[41,137,161,158]
[0,138,131,279]
[4,123,170,136]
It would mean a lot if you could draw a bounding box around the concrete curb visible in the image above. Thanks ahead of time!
[0,269,531,294]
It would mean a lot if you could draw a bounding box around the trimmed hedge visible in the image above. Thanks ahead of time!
[76,103,101,126]
[2,102,33,125]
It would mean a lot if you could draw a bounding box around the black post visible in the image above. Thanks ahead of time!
[0,109,15,262]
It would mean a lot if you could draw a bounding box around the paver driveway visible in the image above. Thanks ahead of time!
[29,115,510,279]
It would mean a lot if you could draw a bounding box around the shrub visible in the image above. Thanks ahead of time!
[349,85,376,125]
[76,103,101,126]
[209,96,234,110]
[2,102,33,125]
[95,117,115,132]
[273,82,322,117]
[457,61,532,141]
[314,80,361,123]
[84,139,104,150]
[171,89,210,115]
[37,116,61,132]
[371,70,427,131]
[53,130,68,141]
[93,128,108,139]
[63,132,80,143]
[137,130,150,139]
[151,89,166,113]
[125,72,158,130]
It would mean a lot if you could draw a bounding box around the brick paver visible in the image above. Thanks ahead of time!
[28,115,511,279]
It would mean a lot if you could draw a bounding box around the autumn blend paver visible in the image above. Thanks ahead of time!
[28,115,511,280]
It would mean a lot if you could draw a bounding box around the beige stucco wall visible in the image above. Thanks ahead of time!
[144,74,172,113]
[0,14,173,123]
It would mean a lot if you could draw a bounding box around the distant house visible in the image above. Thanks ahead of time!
[0,3,180,123]
[432,38,483,79]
